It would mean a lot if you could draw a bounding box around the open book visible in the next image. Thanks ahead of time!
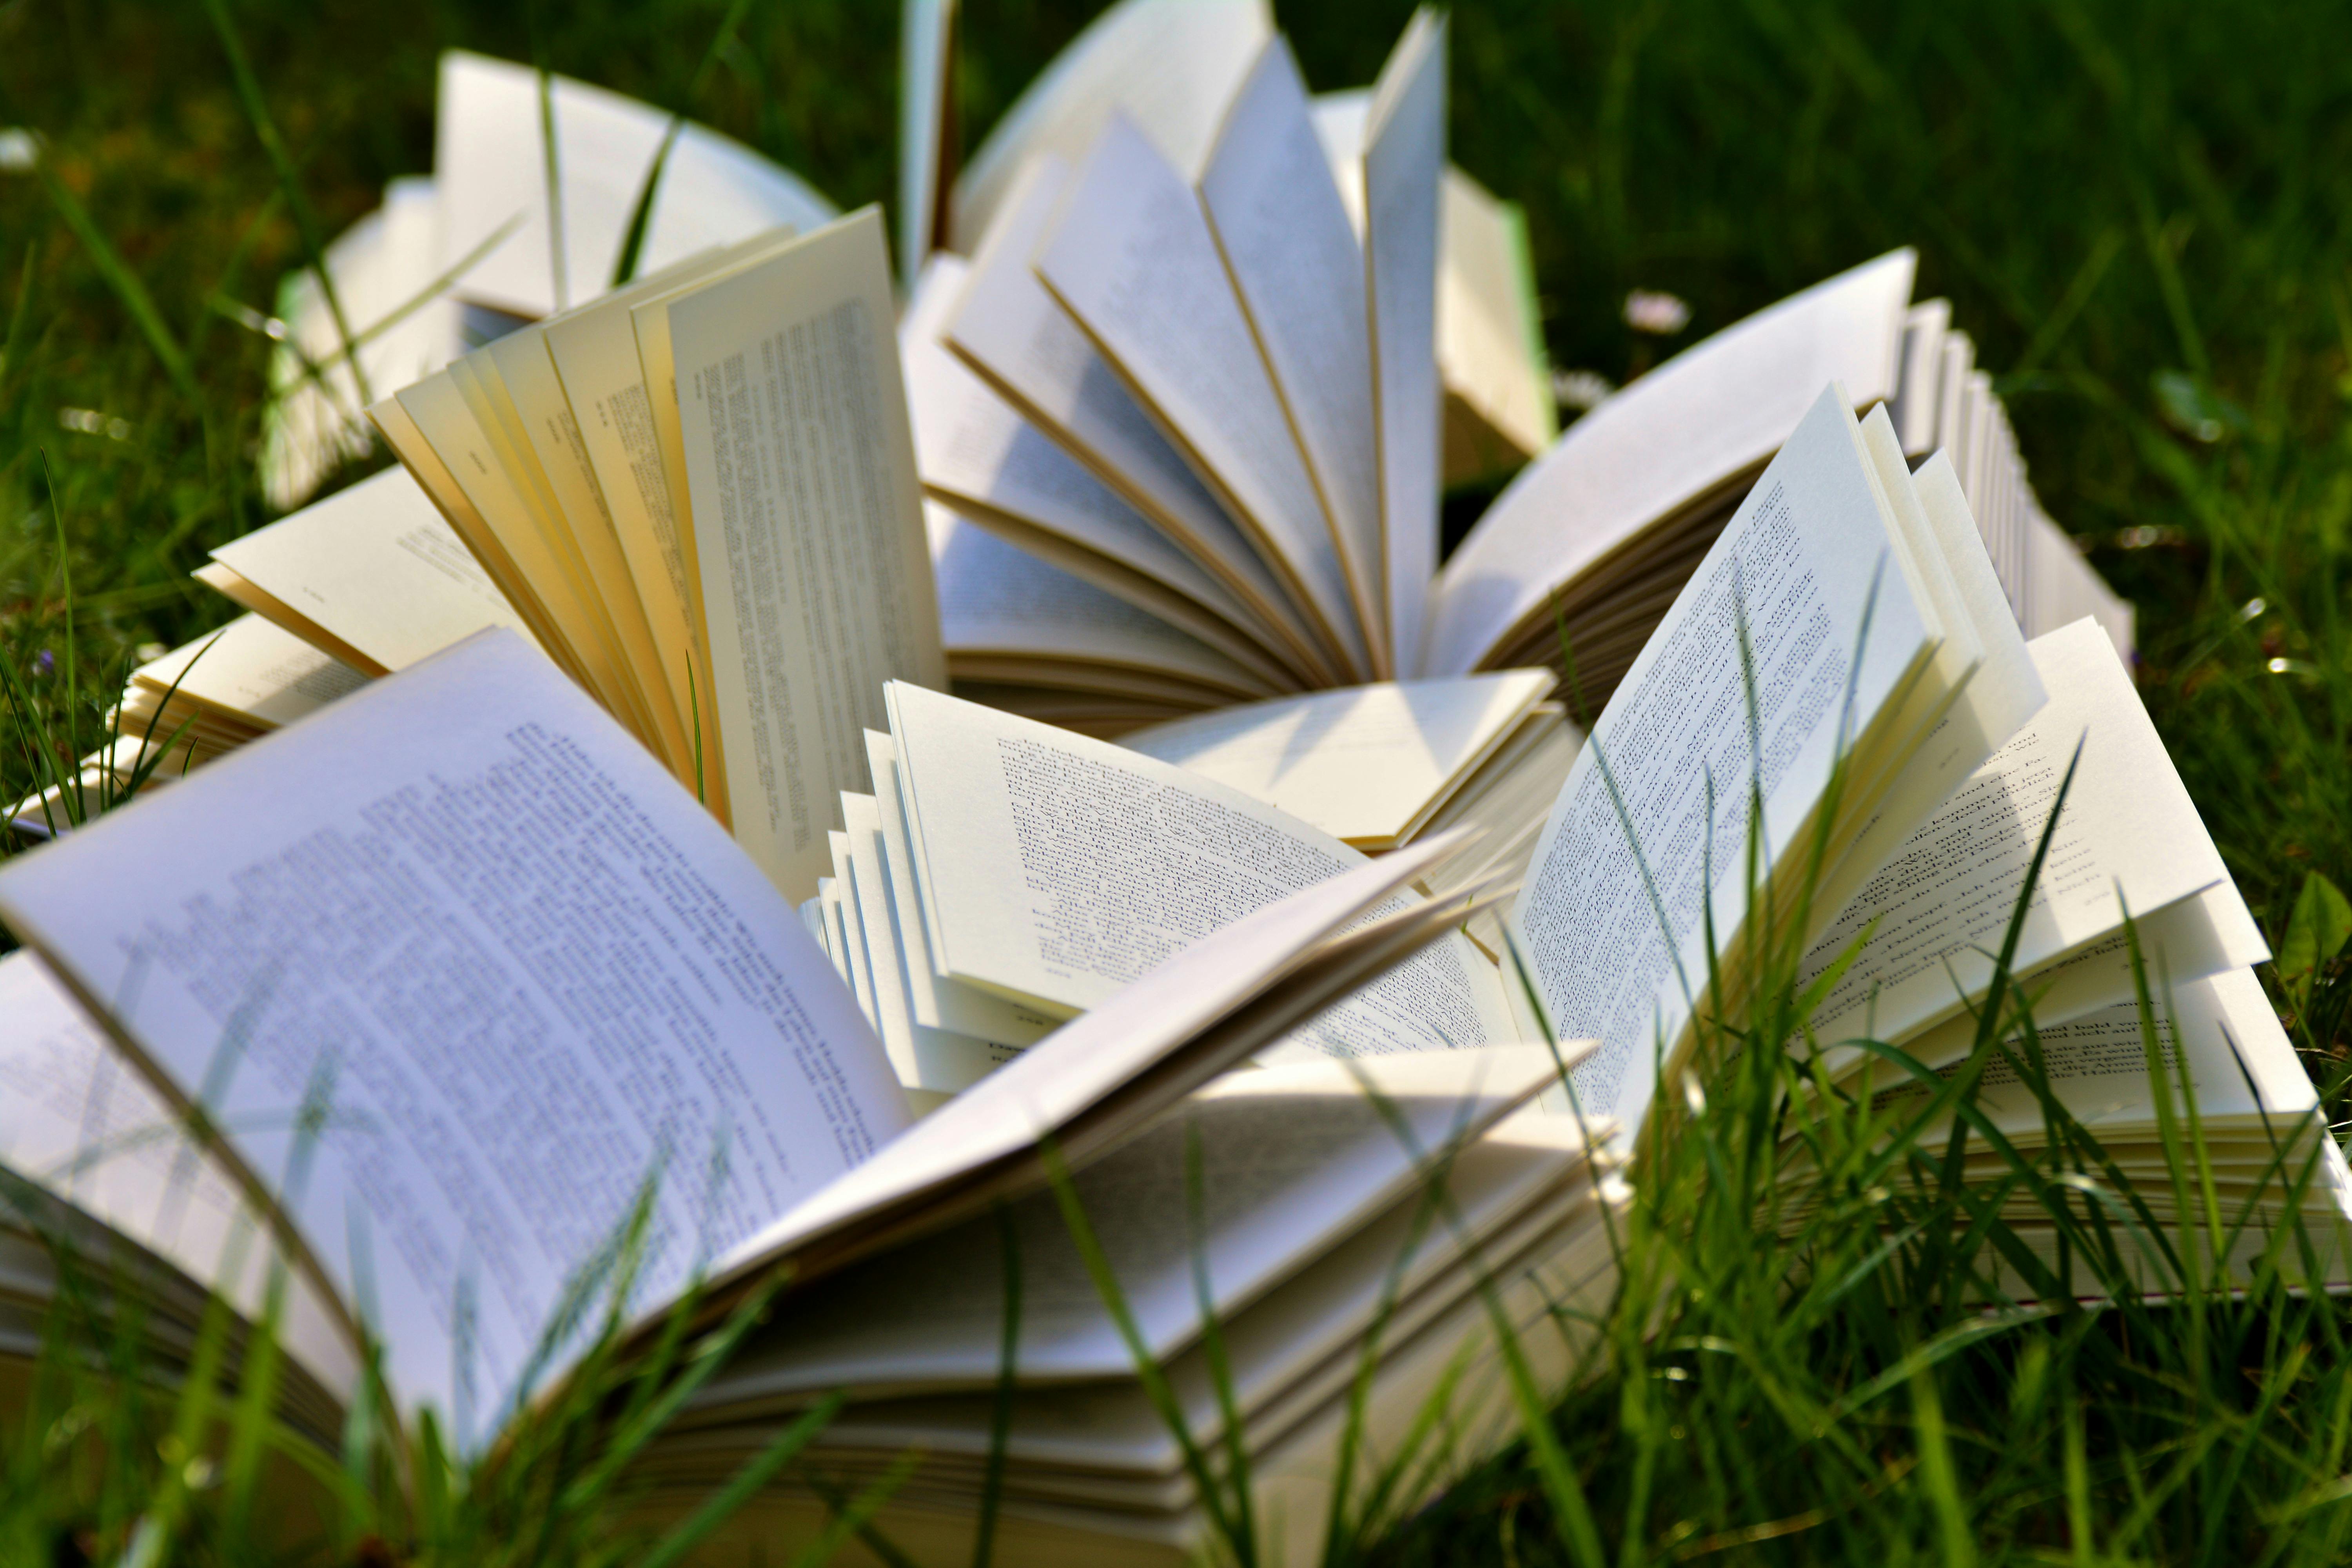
[368,208,946,900]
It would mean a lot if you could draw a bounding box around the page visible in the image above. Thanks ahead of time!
[707,1047,1556,1394]
[1036,117,1371,680]
[886,682,1519,1065]
[931,506,1272,702]
[449,351,669,751]
[828,833,881,1031]
[1120,671,1554,848]
[0,951,364,1407]
[1864,969,2316,1142]
[897,0,958,281]
[263,175,464,510]
[433,51,835,319]
[667,208,947,902]
[1435,168,1558,477]
[542,230,804,809]
[1361,10,1446,679]
[840,793,1022,1103]
[904,256,1297,687]
[129,615,366,734]
[866,733,1062,1048]
[1889,298,1950,457]
[944,157,1331,683]
[1426,250,1917,679]
[1198,39,1385,668]
[0,631,908,1440]
[1796,618,2266,1050]
[484,325,691,769]
[1506,388,1936,1133]
[208,468,536,679]
[948,0,1272,250]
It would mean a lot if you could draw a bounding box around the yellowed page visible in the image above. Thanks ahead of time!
[485,325,692,770]
[452,351,667,752]
[1036,116,1372,679]
[943,157,1335,684]
[542,230,805,821]
[1120,670,1555,848]
[368,392,594,691]
[667,207,947,901]
[207,466,537,678]
[1427,250,1917,678]
[1198,38,1385,669]
[392,370,645,730]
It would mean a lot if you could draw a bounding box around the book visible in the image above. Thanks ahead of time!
[0,619,1613,1557]
[368,208,947,901]
[0,377,2332,1563]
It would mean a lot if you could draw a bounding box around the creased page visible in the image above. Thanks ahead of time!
[944,157,1328,682]
[1036,116,1371,680]
[1119,671,1553,847]
[886,682,1515,1058]
[1361,9,1446,678]
[668,208,947,901]
[0,631,907,1443]
[1426,250,1916,678]
[208,467,537,678]
[1506,389,1932,1133]
[897,0,958,280]
[1199,39,1385,668]
[1797,618,2262,1049]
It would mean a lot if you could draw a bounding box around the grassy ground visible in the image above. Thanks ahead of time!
[2,0,2351,1563]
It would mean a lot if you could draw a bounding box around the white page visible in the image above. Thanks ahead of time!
[887,682,1518,1059]
[905,257,1293,685]
[1798,618,2260,1049]
[434,51,835,319]
[1426,250,1916,678]
[667,210,947,901]
[715,822,1515,1292]
[1361,10,1446,678]
[897,0,958,281]
[0,631,907,1440]
[1198,39,1385,666]
[0,953,361,1406]
[709,1046,1557,1392]
[1507,388,1934,1132]
[866,732,1060,1048]
[943,159,1328,683]
[1934,332,1974,479]
[1036,117,1372,679]
[931,506,1271,699]
[840,791,1018,1100]
[1119,671,1554,847]
[1889,298,1950,457]
[264,176,465,510]
[829,832,880,1031]
[210,468,537,678]
[948,0,1272,250]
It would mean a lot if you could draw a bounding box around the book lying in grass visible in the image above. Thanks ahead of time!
[1501,388,2266,1148]
[370,207,947,900]
[0,624,1608,1558]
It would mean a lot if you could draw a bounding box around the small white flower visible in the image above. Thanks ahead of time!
[1624,289,1691,335]
[1552,368,1615,411]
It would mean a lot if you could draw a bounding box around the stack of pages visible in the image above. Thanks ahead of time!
[0,379,2334,1563]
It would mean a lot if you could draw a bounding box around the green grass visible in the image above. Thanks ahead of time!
[2,0,2351,1563]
